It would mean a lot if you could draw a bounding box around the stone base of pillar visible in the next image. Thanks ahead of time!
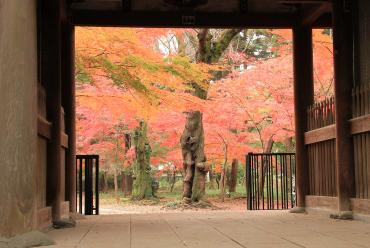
[329,211,354,220]
[289,207,306,214]
[52,219,76,229]
[0,231,55,247]
[37,207,52,231]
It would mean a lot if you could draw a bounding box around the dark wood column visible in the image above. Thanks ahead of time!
[292,25,314,209]
[62,22,76,213]
[332,0,355,213]
[44,0,63,221]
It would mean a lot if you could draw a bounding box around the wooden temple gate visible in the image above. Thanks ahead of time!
[4,0,370,237]
[36,0,369,221]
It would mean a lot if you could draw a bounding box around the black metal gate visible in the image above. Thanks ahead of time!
[246,153,296,210]
[76,155,99,215]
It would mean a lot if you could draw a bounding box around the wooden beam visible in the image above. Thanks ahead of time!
[332,0,355,213]
[293,25,314,209]
[304,115,370,145]
[72,10,300,28]
[44,0,63,221]
[350,198,370,215]
[306,196,370,215]
[305,195,338,211]
[349,115,370,135]
[304,124,336,144]
[280,0,331,3]
[302,3,332,26]
[312,12,332,27]
[62,22,77,213]
[38,116,52,140]
[240,0,248,13]
[61,133,69,149]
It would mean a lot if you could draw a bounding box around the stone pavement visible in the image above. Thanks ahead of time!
[48,211,370,248]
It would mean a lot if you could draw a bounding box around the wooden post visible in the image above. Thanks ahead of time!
[44,0,63,221]
[292,25,314,211]
[62,22,76,213]
[332,0,355,216]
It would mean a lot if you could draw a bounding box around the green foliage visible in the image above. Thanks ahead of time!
[163,56,206,84]
[163,66,182,77]
[75,62,92,83]
[82,55,152,96]
[237,164,245,184]
[102,57,150,93]
[237,29,288,60]
[124,55,160,73]
[150,142,170,158]
[322,28,332,36]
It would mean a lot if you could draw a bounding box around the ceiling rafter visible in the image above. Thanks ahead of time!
[301,2,332,26]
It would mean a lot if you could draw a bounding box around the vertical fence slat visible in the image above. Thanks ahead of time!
[76,155,100,215]
[246,153,296,210]
[307,140,337,197]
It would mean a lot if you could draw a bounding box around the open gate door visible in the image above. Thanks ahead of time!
[76,155,100,215]
[246,153,296,210]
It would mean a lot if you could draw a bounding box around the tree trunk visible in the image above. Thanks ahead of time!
[229,159,238,192]
[167,170,176,192]
[220,161,228,202]
[180,29,242,203]
[100,171,108,193]
[113,169,119,202]
[258,137,274,199]
[181,111,207,202]
[122,173,133,197]
[208,168,216,189]
[122,173,126,193]
[126,174,133,195]
[132,121,153,200]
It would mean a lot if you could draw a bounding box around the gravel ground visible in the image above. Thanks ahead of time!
[99,197,247,214]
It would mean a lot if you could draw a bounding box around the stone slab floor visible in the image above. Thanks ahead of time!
[48,211,370,248]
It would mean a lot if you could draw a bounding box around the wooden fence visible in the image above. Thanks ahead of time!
[307,140,337,196]
[305,85,370,199]
[306,97,337,196]
[353,84,370,199]
[307,97,335,131]
[353,84,370,117]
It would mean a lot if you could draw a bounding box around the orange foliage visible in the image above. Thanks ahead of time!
[76,28,334,172]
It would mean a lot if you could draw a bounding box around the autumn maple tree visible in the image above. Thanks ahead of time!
[75,27,211,199]
[75,27,334,203]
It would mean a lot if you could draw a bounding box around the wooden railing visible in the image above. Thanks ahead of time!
[352,84,370,199]
[307,97,335,131]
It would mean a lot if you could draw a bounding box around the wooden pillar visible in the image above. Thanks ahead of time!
[44,0,63,221]
[292,25,314,210]
[332,0,355,214]
[62,22,76,213]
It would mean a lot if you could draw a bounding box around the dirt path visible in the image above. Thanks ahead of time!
[99,197,247,214]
